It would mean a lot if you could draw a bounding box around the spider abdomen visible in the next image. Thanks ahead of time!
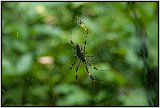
[76,44,86,62]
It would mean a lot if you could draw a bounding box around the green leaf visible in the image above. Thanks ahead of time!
[16,53,33,74]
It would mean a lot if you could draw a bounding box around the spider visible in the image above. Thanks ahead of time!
[70,17,107,82]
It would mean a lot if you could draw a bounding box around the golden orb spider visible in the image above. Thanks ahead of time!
[70,17,107,82]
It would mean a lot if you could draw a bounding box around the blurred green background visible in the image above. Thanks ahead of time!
[2,2,158,106]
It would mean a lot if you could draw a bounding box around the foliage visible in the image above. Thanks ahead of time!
[2,2,158,106]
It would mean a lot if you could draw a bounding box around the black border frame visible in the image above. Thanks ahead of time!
[1,0,159,107]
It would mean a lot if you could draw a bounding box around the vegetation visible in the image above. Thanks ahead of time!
[2,2,158,106]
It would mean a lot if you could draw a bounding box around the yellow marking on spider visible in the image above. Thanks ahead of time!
[75,16,88,34]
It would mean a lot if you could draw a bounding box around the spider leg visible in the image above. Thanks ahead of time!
[87,60,107,71]
[70,40,76,57]
[76,60,81,80]
[83,29,88,55]
[86,55,94,57]
[70,40,75,48]
[85,62,95,82]
[86,53,99,57]
[70,60,77,69]
[75,16,88,55]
